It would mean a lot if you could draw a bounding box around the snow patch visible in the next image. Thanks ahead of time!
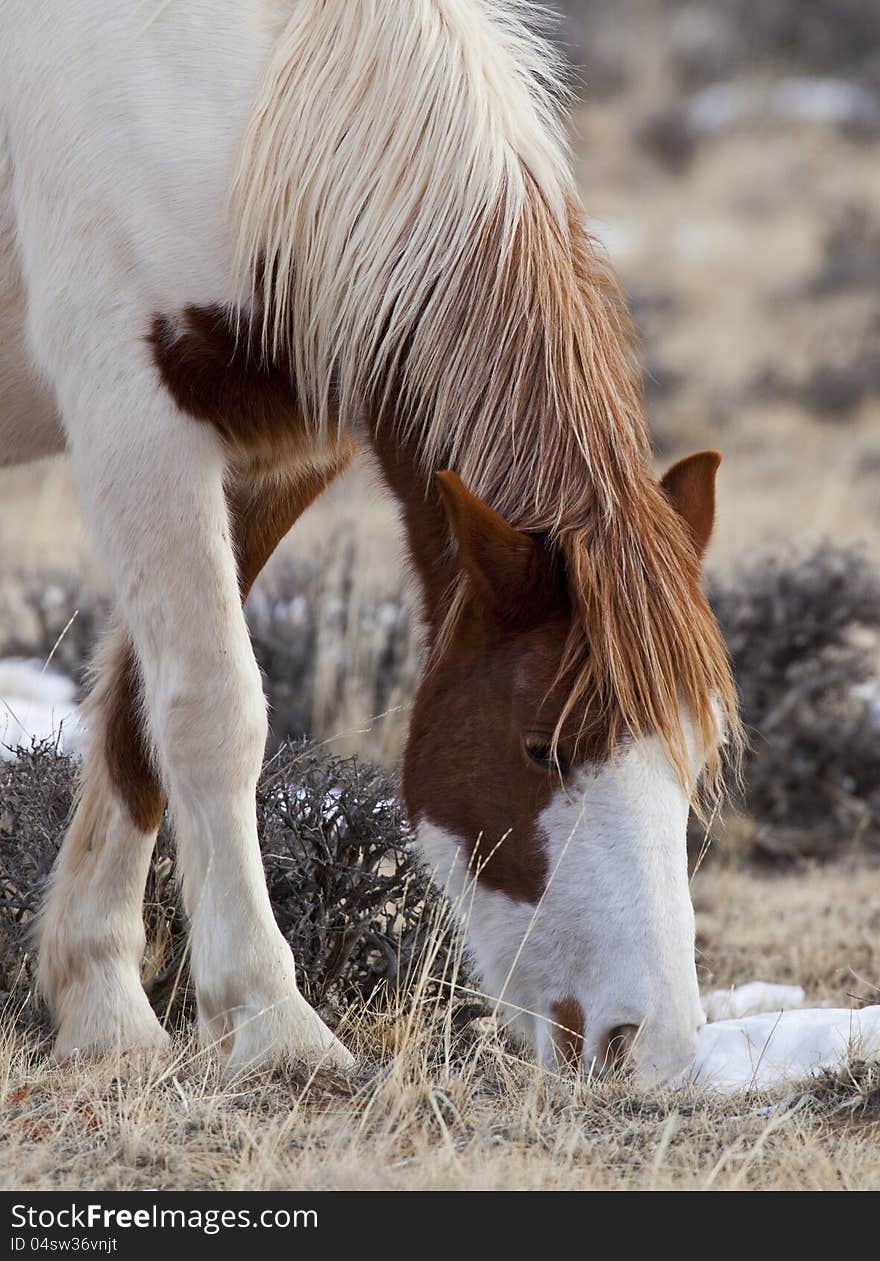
[702,981,806,1022]
[0,658,83,758]
[683,1005,880,1094]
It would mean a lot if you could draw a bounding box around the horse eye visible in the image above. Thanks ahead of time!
[524,738,570,776]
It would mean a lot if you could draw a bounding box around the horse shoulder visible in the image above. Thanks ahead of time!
[1,4,285,389]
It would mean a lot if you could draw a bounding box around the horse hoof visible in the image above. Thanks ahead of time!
[53,1016,171,1063]
[210,999,355,1077]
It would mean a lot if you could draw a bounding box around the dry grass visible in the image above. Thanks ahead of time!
[692,860,880,1004]
[0,907,876,1191]
[3,1045,879,1192]
[0,846,877,1192]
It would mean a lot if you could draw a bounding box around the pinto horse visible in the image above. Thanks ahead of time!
[0,1,739,1084]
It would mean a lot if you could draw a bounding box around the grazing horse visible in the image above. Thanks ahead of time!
[0,1,740,1084]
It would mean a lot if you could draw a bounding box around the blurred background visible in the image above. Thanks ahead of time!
[2,0,879,862]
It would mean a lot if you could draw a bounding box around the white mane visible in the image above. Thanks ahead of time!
[233,0,573,451]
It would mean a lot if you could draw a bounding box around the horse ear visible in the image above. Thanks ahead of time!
[435,470,548,619]
[660,450,721,560]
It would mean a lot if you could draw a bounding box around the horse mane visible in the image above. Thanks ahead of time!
[233,0,741,802]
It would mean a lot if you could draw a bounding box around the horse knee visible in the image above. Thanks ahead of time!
[153,655,268,794]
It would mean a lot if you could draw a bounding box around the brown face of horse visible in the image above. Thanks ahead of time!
[401,454,723,1085]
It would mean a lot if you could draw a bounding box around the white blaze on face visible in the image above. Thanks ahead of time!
[416,723,705,1086]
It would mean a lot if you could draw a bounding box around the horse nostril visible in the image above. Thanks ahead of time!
[596,1024,639,1074]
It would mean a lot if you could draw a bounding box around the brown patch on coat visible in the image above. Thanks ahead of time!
[102,461,350,832]
[149,305,344,476]
[227,453,353,601]
[402,622,562,904]
[104,642,164,834]
[551,997,586,1067]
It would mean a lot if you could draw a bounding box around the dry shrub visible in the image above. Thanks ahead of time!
[554,0,880,95]
[634,107,698,173]
[710,542,880,859]
[0,742,467,1030]
[752,205,880,420]
[0,742,73,1021]
[752,206,880,420]
[749,351,880,421]
[797,360,880,420]
[717,0,880,88]
[809,205,880,301]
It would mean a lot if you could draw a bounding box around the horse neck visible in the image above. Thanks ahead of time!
[368,424,456,633]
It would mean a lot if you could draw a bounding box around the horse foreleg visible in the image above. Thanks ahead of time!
[35,628,169,1058]
[38,410,351,1065]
